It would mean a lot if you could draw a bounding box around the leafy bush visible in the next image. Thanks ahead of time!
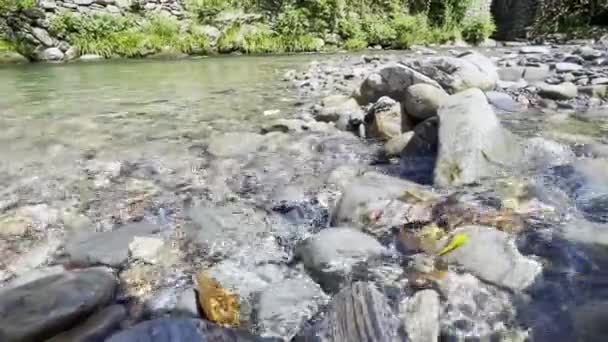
[217,22,242,53]
[343,37,367,50]
[361,15,396,47]
[461,14,495,44]
[274,7,309,36]
[0,0,35,15]
[532,0,608,35]
[391,14,431,48]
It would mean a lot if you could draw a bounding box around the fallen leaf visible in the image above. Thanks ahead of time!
[437,233,469,256]
[196,271,240,327]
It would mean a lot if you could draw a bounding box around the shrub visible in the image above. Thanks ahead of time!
[461,14,496,44]
[217,22,242,53]
[343,37,367,50]
[274,7,309,37]
[361,15,396,47]
[391,14,431,48]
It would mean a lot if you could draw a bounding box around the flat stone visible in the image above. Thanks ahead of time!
[591,77,608,85]
[555,62,582,73]
[255,276,328,340]
[47,305,126,342]
[400,290,440,342]
[498,67,524,81]
[441,225,542,291]
[40,0,57,9]
[74,0,94,4]
[65,222,161,267]
[297,227,385,292]
[0,268,117,342]
[79,54,104,61]
[519,46,550,54]
[485,91,522,112]
[538,82,578,100]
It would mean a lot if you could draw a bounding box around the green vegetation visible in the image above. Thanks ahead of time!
[462,14,496,44]
[532,0,608,36]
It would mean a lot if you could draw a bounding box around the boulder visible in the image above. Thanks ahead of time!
[400,117,439,184]
[0,268,117,342]
[555,62,582,73]
[47,305,126,342]
[297,227,385,292]
[406,52,498,93]
[255,276,328,340]
[382,132,414,158]
[519,46,550,54]
[399,290,440,342]
[403,83,449,120]
[39,47,64,62]
[298,282,401,341]
[64,222,161,267]
[31,27,53,47]
[316,95,364,131]
[365,96,402,140]
[441,226,542,291]
[433,88,522,187]
[538,82,578,100]
[357,64,441,104]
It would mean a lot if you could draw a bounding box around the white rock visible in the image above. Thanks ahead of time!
[128,236,164,263]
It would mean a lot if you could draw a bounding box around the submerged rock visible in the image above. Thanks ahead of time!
[297,227,385,292]
[399,290,440,342]
[299,282,402,341]
[0,268,116,342]
[47,305,126,342]
[538,82,578,100]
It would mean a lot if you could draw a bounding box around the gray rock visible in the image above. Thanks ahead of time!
[193,25,220,44]
[316,95,364,131]
[31,27,53,47]
[498,67,524,81]
[47,305,126,342]
[299,282,402,341]
[442,226,542,291]
[399,290,440,342]
[485,91,522,112]
[575,46,603,60]
[555,62,582,73]
[128,236,164,264]
[404,83,449,120]
[207,132,265,157]
[538,82,578,100]
[382,132,414,158]
[579,85,608,98]
[434,88,523,187]
[519,46,550,54]
[0,269,117,342]
[79,54,104,61]
[357,64,441,104]
[365,96,402,140]
[255,276,328,340]
[297,227,385,292]
[174,288,199,317]
[0,51,28,64]
[407,53,498,93]
[574,300,608,342]
[523,137,573,167]
[522,65,550,82]
[106,318,275,342]
[40,0,57,9]
[65,222,161,267]
[0,266,65,293]
[64,47,79,61]
[39,47,64,61]
[74,0,94,4]
[591,77,608,85]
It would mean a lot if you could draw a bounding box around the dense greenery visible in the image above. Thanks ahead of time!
[532,0,608,36]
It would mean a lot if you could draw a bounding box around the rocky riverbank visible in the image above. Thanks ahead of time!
[2,43,608,341]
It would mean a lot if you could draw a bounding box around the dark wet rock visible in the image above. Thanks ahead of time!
[0,268,116,342]
[255,276,328,340]
[207,132,266,157]
[441,225,542,291]
[519,46,551,54]
[403,83,449,120]
[0,51,28,64]
[298,282,402,342]
[365,96,402,140]
[433,88,523,187]
[297,227,385,292]
[106,318,277,342]
[357,64,441,104]
[65,222,161,267]
[47,304,126,342]
[573,300,608,342]
[399,290,440,342]
[485,91,523,112]
[538,82,578,100]
[400,117,439,184]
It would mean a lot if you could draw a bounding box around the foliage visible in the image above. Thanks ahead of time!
[391,14,432,48]
[274,7,309,37]
[0,0,35,15]
[343,36,367,50]
[461,14,495,44]
[532,0,608,35]
[361,15,396,47]
[217,22,242,53]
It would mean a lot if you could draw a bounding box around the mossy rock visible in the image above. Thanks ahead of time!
[0,51,28,64]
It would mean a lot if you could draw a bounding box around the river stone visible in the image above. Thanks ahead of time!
[485,91,522,112]
[575,46,603,60]
[298,282,401,341]
[433,88,523,187]
[538,82,578,100]
[400,117,439,184]
[0,51,28,64]
[47,304,126,342]
[441,225,542,291]
[106,318,276,342]
[365,96,402,140]
[382,132,414,158]
[255,276,328,340]
[498,67,525,81]
[65,222,161,267]
[555,62,582,73]
[404,83,449,120]
[523,65,550,82]
[207,132,265,157]
[315,95,363,131]
[297,227,385,292]
[406,52,498,93]
[357,64,441,104]
[31,27,53,47]
[573,300,608,342]
[399,290,440,342]
[519,46,550,54]
[0,268,117,342]
[39,47,64,61]
[79,54,104,61]
[579,85,608,98]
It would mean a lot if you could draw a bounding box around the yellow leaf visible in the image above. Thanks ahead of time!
[196,271,240,327]
[438,233,469,256]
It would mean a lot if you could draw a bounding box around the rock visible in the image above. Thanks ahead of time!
[406,53,498,93]
[174,288,199,317]
[207,132,265,157]
[39,47,64,62]
[128,236,164,264]
[31,27,53,47]
[0,268,116,342]
[555,62,582,72]
[297,227,385,292]
[315,95,363,131]
[579,85,608,98]
[441,225,542,291]
[65,222,161,267]
[523,137,573,167]
[573,300,608,342]
[498,67,525,81]
[79,54,104,61]
[357,64,441,104]
[0,51,28,64]
[403,83,449,120]
[575,46,603,60]
[255,276,328,340]
[433,88,522,187]
[40,0,57,9]
[106,318,274,342]
[519,46,550,54]
[522,65,550,82]
[0,266,65,292]
[365,96,402,140]
[400,117,439,184]
[0,213,30,237]
[399,290,440,342]
[64,47,79,61]
[74,0,94,4]
[485,91,522,112]
[382,132,414,158]
[298,282,401,341]
[538,82,578,100]
[47,305,126,342]
[591,77,608,85]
